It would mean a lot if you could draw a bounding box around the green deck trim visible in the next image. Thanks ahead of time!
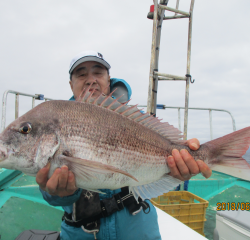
[203,181,244,201]
[0,197,63,240]
[234,180,250,190]
[0,168,250,240]
[0,169,22,188]
[191,171,237,181]
[188,171,250,240]
[0,186,64,211]
[0,171,64,240]
[188,171,242,199]
[204,185,250,240]
[11,174,37,187]
[0,173,63,211]
[189,171,250,201]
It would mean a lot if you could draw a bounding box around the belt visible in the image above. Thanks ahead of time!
[62,187,150,228]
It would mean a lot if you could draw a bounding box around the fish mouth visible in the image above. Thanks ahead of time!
[0,145,14,162]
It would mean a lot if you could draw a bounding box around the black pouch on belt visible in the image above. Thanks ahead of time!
[73,190,102,221]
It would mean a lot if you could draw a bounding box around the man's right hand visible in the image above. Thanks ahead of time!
[36,163,78,197]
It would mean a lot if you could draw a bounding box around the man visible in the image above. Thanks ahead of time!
[36,50,212,240]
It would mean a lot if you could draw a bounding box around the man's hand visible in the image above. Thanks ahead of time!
[36,163,78,197]
[167,138,212,181]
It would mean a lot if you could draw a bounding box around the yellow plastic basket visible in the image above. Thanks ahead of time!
[151,191,209,236]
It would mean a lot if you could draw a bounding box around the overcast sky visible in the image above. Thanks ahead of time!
[0,0,249,144]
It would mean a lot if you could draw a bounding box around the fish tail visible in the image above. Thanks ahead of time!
[203,126,250,180]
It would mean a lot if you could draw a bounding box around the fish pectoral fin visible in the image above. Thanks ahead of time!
[82,188,106,194]
[129,174,182,201]
[58,155,138,182]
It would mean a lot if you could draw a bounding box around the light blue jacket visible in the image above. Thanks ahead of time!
[40,78,161,240]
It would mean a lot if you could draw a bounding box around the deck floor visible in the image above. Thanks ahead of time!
[0,172,63,240]
[204,185,250,240]
[0,197,62,240]
[189,169,250,240]
[1,166,250,240]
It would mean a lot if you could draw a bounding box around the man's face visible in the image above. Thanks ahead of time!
[70,61,110,99]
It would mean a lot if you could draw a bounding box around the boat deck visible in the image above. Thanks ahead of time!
[189,167,250,240]
[1,162,250,240]
[0,171,62,240]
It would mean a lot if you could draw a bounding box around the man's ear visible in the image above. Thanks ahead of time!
[108,75,111,83]
[69,80,73,92]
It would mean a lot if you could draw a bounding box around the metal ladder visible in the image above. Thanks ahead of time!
[147,0,195,140]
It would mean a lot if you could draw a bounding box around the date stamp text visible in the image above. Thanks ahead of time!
[216,202,250,211]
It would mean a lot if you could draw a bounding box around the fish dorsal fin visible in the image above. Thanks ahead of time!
[77,84,184,144]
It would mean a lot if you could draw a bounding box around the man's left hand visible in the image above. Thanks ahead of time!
[167,138,212,181]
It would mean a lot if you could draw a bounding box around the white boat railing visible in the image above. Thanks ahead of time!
[1,90,236,141]
[138,104,236,140]
[1,90,53,132]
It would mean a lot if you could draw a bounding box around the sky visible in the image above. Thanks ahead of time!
[0,0,249,144]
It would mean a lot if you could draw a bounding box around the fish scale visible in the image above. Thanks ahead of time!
[53,101,169,191]
[0,87,250,200]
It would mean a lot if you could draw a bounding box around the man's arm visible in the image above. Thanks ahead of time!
[39,187,82,206]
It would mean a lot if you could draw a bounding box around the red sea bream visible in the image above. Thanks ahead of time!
[0,88,250,200]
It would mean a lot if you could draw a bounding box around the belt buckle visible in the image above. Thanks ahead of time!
[102,194,124,216]
[115,193,125,211]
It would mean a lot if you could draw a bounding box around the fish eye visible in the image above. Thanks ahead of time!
[19,123,32,134]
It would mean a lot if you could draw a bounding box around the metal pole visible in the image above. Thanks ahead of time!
[229,112,236,131]
[15,94,19,119]
[159,5,190,16]
[209,110,213,140]
[164,15,189,20]
[183,0,195,140]
[147,0,159,115]
[183,82,190,140]
[152,0,169,116]
[1,91,8,132]
[137,105,236,134]
[156,72,186,80]
[178,108,181,131]
[158,77,186,81]
[32,97,35,109]
[175,0,180,16]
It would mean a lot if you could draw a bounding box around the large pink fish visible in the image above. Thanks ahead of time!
[0,87,250,199]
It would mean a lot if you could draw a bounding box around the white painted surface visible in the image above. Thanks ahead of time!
[156,207,208,240]
[215,213,250,240]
